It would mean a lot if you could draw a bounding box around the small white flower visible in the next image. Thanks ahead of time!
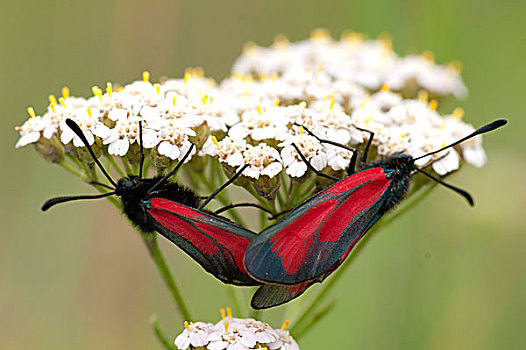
[242,143,283,179]
[60,110,111,147]
[267,329,299,350]
[213,136,248,167]
[15,115,44,148]
[103,115,158,156]
[174,321,213,350]
[206,322,257,350]
[280,133,327,177]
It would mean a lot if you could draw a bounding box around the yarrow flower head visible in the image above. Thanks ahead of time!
[174,308,298,350]
[15,31,491,236]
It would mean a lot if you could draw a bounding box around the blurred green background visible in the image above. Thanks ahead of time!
[1,0,525,349]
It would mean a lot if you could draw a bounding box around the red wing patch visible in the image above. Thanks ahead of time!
[245,167,391,284]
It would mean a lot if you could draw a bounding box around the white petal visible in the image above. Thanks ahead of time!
[207,340,228,350]
[227,152,244,167]
[286,160,307,177]
[311,154,327,171]
[15,132,40,148]
[93,124,111,139]
[244,166,261,179]
[174,334,191,350]
[108,139,129,156]
[60,128,75,144]
[463,146,486,168]
[141,130,159,148]
[191,332,208,347]
[262,162,283,178]
[158,141,180,160]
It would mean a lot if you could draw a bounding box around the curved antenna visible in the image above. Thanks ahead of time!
[415,167,474,206]
[138,120,145,179]
[147,144,195,194]
[41,192,117,211]
[414,119,507,162]
[65,119,118,188]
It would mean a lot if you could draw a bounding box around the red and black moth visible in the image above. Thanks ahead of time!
[43,119,310,305]
[244,119,507,309]
[42,119,263,285]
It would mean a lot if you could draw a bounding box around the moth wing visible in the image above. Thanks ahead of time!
[147,197,259,286]
[245,168,391,285]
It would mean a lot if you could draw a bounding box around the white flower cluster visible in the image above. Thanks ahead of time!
[174,309,298,350]
[16,31,486,179]
[233,29,467,99]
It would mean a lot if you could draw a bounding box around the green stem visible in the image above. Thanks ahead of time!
[121,158,133,175]
[292,298,337,338]
[291,183,437,336]
[150,315,177,350]
[143,233,193,321]
[59,155,192,322]
[60,161,84,179]
[226,286,243,317]
[107,155,126,177]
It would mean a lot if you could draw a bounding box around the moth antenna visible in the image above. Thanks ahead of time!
[65,119,118,188]
[199,164,249,210]
[415,167,474,206]
[413,119,507,161]
[41,192,117,211]
[147,144,195,194]
[138,120,145,179]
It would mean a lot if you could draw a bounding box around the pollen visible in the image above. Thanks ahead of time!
[154,83,161,95]
[299,125,304,135]
[329,98,335,110]
[50,102,56,113]
[211,136,219,146]
[27,107,36,118]
[202,94,208,105]
[429,99,438,111]
[417,90,429,102]
[106,82,112,98]
[172,96,176,107]
[281,320,290,330]
[87,107,92,118]
[256,105,262,115]
[226,306,232,319]
[142,71,150,82]
[453,107,465,119]
[224,321,229,333]
[274,97,280,106]
[184,321,190,331]
[380,84,390,91]
[61,86,70,99]
[92,86,102,101]
[448,60,463,73]
[311,28,330,40]
[184,73,190,84]
[422,50,435,62]
[273,33,290,48]
[59,97,66,107]
[49,94,58,105]
[220,308,226,320]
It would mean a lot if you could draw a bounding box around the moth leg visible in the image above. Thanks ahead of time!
[352,125,375,165]
[268,208,293,220]
[291,143,339,181]
[214,202,273,215]
[294,123,359,175]
[199,164,249,210]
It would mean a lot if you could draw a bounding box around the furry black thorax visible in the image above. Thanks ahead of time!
[115,175,201,233]
[362,153,416,212]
